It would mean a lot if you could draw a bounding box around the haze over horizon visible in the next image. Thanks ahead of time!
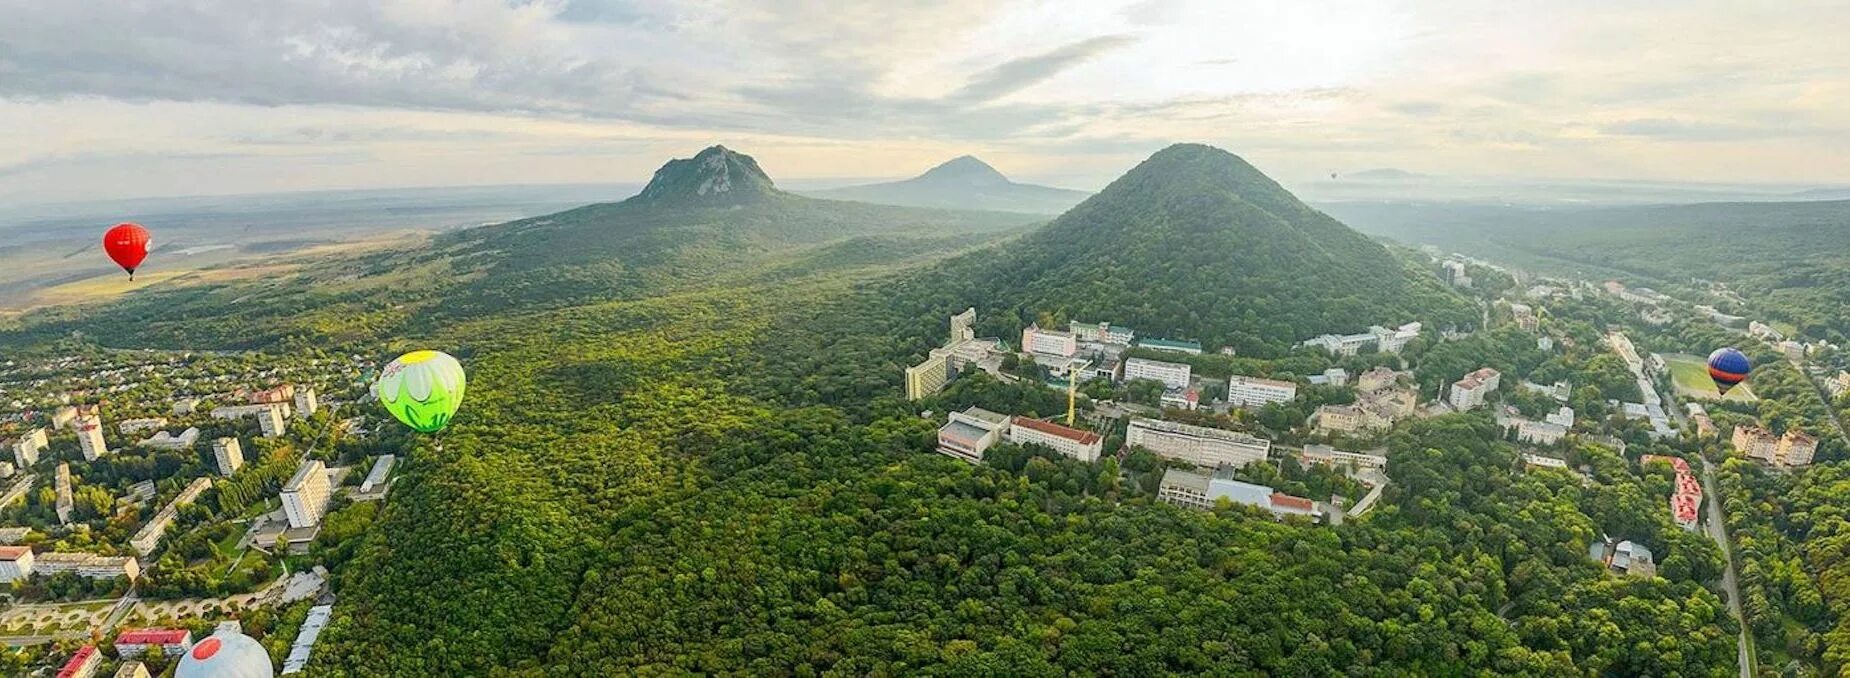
[4,0,1849,203]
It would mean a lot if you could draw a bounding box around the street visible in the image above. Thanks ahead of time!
[1701,457,1754,678]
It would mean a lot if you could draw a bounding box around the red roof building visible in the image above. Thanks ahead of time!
[58,646,100,678]
[1641,455,1701,529]
[116,628,193,657]
[1005,417,1105,463]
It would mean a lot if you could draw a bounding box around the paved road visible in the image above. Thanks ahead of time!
[1700,457,1754,678]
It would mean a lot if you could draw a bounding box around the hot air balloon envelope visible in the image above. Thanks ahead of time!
[1707,347,1751,395]
[103,222,151,278]
[373,350,466,433]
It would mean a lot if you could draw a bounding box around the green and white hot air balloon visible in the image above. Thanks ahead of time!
[373,350,466,433]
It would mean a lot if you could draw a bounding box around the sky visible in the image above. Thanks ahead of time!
[2,0,1848,203]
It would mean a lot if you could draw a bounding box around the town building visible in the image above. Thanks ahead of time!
[1127,418,1270,469]
[1137,337,1203,355]
[282,604,334,674]
[1300,444,1388,471]
[1157,468,1320,520]
[57,646,101,678]
[76,414,108,461]
[903,353,949,401]
[1356,367,1404,393]
[1516,419,1568,445]
[51,405,79,430]
[117,418,168,434]
[55,462,73,525]
[1830,371,1850,397]
[1544,406,1575,428]
[1307,367,1349,387]
[211,402,293,420]
[1640,454,1701,529]
[1778,340,1806,362]
[1443,260,1472,288]
[1314,404,1388,434]
[10,427,48,467]
[1749,321,1781,341]
[1589,538,1656,579]
[1733,425,1818,467]
[1227,375,1297,408]
[935,408,1011,464]
[34,552,141,580]
[140,427,200,450]
[1509,303,1539,331]
[1448,368,1501,411]
[1538,335,1554,352]
[1123,357,1191,390]
[249,384,295,404]
[0,545,33,582]
[1159,388,1200,411]
[213,437,245,476]
[115,628,194,658]
[114,661,150,678]
[172,397,199,415]
[1021,324,1078,358]
[1005,417,1103,463]
[361,454,397,493]
[1522,453,1568,470]
[950,307,976,344]
[257,404,287,438]
[0,527,29,544]
[282,460,332,529]
[129,477,213,556]
[294,386,319,417]
[1068,320,1134,345]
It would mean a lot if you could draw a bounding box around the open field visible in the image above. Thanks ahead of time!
[1665,353,1758,402]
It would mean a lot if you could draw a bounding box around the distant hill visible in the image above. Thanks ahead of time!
[893,143,1473,354]
[1326,198,1850,341]
[404,146,1041,314]
[806,155,1090,214]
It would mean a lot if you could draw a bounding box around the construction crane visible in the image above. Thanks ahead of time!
[1065,359,1087,426]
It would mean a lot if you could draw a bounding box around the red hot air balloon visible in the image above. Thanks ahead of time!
[102,223,151,280]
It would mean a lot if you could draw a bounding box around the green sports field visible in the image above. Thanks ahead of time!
[1664,353,1757,401]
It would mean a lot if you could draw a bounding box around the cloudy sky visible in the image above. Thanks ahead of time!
[2,0,1848,203]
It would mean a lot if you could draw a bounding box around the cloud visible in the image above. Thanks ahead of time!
[945,35,1140,106]
[1597,117,1828,142]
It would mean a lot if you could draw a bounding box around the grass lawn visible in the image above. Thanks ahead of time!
[1665,353,1758,402]
[214,526,246,558]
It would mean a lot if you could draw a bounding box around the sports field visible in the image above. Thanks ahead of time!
[1664,353,1757,401]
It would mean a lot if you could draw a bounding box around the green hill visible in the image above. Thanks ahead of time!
[898,143,1474,355]
[806,155,1091,215]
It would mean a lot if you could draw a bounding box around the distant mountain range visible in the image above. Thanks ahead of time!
[805,156,1091,214]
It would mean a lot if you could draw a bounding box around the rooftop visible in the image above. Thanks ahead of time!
[0,545,30,561]
[1229,374,1295,389]
[1011,417,1102,445]
[117,628,191,645]
[1138,338,1202,351]
[939,420,991,445]
[283,460,325,493]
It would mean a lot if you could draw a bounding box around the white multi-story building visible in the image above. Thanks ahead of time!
[1448,368,1501,411]
[129,477,213,556]
[1314,403,1389,434]
[950,307,976,344]
[281,460,332,529]
[51,405,79,430]
[1516,420,1568,445]
[294,386,319,418]
[117,418,168,435]
[1300,444,1388,471]
[935,408,1011,463]
[76,415,108,461]
[1227,375,1297,408]
[257,404,287,438]
[1545,406,1575,428]
[1021,325,1078,358]
[33,551,140,580]
[213,437,245,476]
[1006,417,1103,463]
[1123,357,1191,390]
[360,454,397,493]
[1068,320,1134,346]
[0,545,33,582]
[10,428,48,468]
[55,463,74,525]
[1127,418,1270,469]
[1779,340,1806,362]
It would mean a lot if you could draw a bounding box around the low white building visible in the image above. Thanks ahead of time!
[139,427,200,450]
[1227,375,1296,408]
[1006,417,1104,463]
[116,418,168,435]
[935,408,1011,464]
[33,551,141,580]
[1300,444,1388,471]
[0,545,33,582]
[360,454,397,493]
[1123,357,1191,390]
[1157,468,1320,520]
[1517,419,1569,445]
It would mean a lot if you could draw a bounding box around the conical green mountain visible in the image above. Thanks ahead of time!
[928,143,1470,353]
[630,145,780,207]
[807,155,1090,214]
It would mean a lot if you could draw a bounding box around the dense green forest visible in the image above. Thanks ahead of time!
[0,143,1744,674]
